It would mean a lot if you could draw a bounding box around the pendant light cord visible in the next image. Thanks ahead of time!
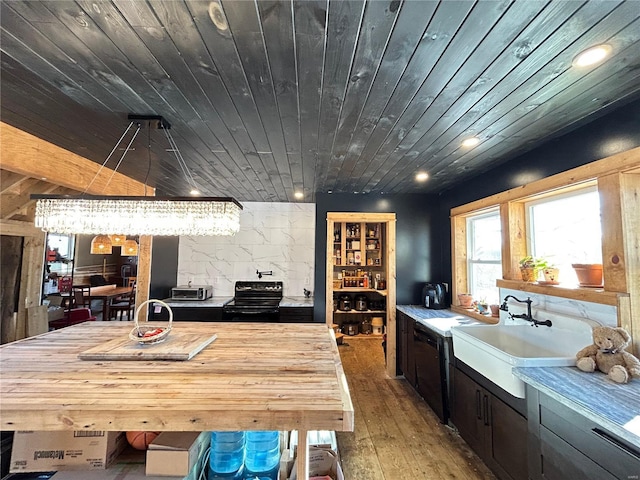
[83,115,196,196]
[163,126,199,193]
[83,121,139,194]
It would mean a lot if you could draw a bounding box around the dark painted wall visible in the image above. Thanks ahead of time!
[149,237,179,300]
[151,99,639,318]
[314,193,443,323]
[436,98,640,289]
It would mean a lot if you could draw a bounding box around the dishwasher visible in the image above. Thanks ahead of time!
[413,322,448,423]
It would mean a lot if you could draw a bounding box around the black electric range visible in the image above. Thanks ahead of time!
[222,281,283,322]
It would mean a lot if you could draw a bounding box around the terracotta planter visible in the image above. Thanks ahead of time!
[571,263,603,287]
[520,266,537,282]
[458,293,473,308]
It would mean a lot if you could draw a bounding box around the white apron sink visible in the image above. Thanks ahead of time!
[451,320,593,398]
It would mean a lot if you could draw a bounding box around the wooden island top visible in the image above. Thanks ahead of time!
[0,321,354,479]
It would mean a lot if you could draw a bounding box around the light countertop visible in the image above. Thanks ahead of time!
[158,297,233,308]
[280,296,314,307]
[514,366,640,448]
[396,305,488,337]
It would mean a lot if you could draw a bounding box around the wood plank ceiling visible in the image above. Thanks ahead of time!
[1,0,639,205]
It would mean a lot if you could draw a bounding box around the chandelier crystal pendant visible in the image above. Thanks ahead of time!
[32,114,243,236]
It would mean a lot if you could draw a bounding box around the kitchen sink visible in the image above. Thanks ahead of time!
[450,320,594,398]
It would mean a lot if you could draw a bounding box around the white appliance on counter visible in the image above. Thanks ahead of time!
[171,285,213,301]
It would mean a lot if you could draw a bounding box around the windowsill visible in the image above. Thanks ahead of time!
[496,279,627,306]
[450,305,500,324]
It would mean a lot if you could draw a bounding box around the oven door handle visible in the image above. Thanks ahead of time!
[224,308,279,315]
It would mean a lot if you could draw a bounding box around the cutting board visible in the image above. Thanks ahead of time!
[78,332,217,361]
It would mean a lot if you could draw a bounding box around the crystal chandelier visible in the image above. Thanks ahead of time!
[34,195,242,236]
[32,114,242,236]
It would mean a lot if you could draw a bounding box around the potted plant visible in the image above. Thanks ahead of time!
[519,256,540,282]
[476,298,489,314]
[537,258,560,284]
[571,263,603,287]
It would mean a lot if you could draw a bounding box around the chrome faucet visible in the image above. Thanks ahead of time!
[500,295,552,327]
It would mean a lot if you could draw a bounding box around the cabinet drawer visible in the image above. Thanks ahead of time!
[540,427,617,480]
[540,393,640,479]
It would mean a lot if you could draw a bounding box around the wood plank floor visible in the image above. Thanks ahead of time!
[336,337,496,479]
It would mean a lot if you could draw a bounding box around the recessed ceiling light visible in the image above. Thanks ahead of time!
[461,137,480,148]
[415,172,429,182]
[294,191,304,199]
[572,44,612,67]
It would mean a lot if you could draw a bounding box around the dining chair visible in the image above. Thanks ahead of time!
[109,285,136,321]
[72,285,91,309]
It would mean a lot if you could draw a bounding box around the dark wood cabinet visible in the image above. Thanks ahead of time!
[149,305,222,322]
[397,311,415,386]
[279,306,313,323]
[527,385,640,480]
[451,366,528,480]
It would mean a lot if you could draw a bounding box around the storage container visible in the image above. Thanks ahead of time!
[209,431,245,475]
[371,317,384,335]
[244,431,279,480]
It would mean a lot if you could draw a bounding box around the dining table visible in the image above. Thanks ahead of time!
[0,321,354,479]
[85,284,133,320]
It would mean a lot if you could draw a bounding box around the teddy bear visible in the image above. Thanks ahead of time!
[575,326,640,384]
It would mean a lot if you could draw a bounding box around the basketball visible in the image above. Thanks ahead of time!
[126,431,160,450]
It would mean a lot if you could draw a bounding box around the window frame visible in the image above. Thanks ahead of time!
[448,147,639,353]
[466,208,501,302]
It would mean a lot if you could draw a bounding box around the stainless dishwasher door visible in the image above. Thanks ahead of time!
[413,325,448,423]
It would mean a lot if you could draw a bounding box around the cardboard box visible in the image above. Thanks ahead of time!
[51,445,205,480]
[145,431,209,477]
[289,446,344,480]
[10,431,126,473]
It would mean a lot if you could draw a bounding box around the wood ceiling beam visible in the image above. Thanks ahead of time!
[0,122,150,196]
[1,170,28,194]
[1,183,74,220]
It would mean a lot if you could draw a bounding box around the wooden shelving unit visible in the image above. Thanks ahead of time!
[326,212,397,377]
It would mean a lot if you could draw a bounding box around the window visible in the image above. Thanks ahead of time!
[526,185,601,285]
[466,209,501,304]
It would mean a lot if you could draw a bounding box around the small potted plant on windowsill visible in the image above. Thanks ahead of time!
[519,256,540,282]
[475,298,489,315]
[537,258,560,285]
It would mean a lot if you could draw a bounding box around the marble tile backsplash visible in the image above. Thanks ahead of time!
[178,202,315,297]
[499,287,617,328]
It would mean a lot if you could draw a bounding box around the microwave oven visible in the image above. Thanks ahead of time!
[171,285,213,301]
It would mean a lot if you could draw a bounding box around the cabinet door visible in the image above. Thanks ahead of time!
[404,316,416,387]
[490,393,528,480]
[451,368,485,454]
[540,427,617,480]
[398,311,407,376]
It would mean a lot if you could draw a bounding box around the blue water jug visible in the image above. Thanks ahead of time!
[209,431,245,476]
[243,431,280,479]
[209,465,244,480]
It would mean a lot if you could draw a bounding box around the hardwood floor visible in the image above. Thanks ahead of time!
[336,337,496,480]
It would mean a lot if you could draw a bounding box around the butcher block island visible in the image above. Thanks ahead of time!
[0,322,354,480]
